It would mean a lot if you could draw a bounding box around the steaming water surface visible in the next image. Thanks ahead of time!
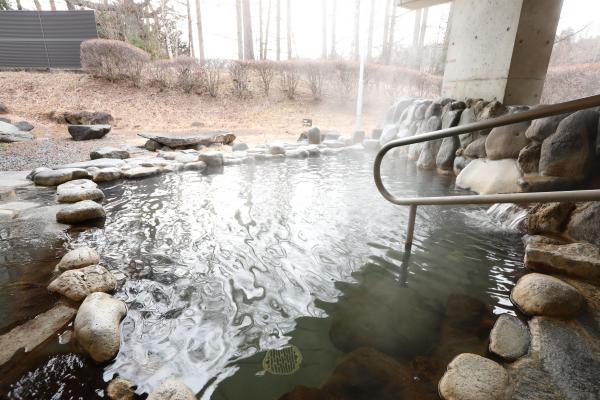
[1,152,525,399]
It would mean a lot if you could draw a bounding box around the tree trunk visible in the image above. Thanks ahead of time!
[187,0,194,57]
[416,7,428,70]
[286,0,292,59]
[16,0,22,10]
[195,0,205,61]
[439,1,454,74]
[259,0,264,59]
[352,0,360,60]
[381,0,391,62]
[65,0,74,10]
[367,0,375,60]
[236,0,244,59]
[243,0,255,60]
[330,0,337,58]
[385,0,397,64]
[321,0,327,59]
[33,0,41,10]
[49,0,56,11]
[264,0,272,59]
[276,0,281,60]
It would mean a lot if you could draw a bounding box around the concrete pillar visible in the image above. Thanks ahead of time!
[441,0,563,105]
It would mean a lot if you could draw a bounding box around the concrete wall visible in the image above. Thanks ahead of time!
[442,0,563,105]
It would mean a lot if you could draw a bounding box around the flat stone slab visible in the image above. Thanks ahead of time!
[68,125,111,141]
[90,147,130,160]
[0,304,77,367]
[56,200,106,224]
[123,166,161,179]
[139,131,235,148]
[490,314,531,361]
[56,179,104,203]
[526,241,600,280]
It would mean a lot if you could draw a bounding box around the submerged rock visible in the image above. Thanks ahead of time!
[525,241,600,280]
[0,304,77,367]
[511,273,584,318]
[107,377,136,400]
[56,179,104,203]
[489,314,530,361]
[56,246,100,271]
[68,125,112,141]
[147,379,196,400]
[56,200,106,224]
[199,151,224,167]
[456,159,522,194]
[439,353,510,400]
[74,292,127,363]
[48,265,117,302]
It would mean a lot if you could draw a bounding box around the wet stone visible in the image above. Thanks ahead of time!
[489,314,530,361]
[123,166,161,179]
[107,377,136,400]
[183,161,207,171]
[33,169,75,186]
[232,142,249,151]
[56,179,104,203]
[511,273,584,318]
[56,246,100,271]
[525,241,600,281]
[92,167,122,183]
[147,379,196,400]
[56,200,106,224]
[198,151,224,167]
[48,264,117,302]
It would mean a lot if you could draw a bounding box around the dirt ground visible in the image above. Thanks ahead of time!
[0,71,386,171]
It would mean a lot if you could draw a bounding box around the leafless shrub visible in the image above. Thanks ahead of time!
[145,59,176,91]
[81,39,150,87]
[333,61,359,101]
[204,59,224,97]
[279,61,300,100]
[251,60,276,96]
[297,60,333,100]
[229,60,252,97]
[542,63,600,103]
[172,56,206,94]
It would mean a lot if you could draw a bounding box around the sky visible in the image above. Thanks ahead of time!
[15,0,600,60]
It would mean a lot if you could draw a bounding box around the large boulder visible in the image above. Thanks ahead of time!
[525,241,600,280]
[74,292,126,363]
[456,159,522,194]
[68,125,111,141]
[489,314,530,361]
[90,147,130,160]
[147,379,196,400]
[463,137,487,158]
[485,121,530,160]
[436,137,461,172]
[566,202,600,246]
[56,246,100,271]
[539,109,599,181]
[525,113,569,142]
[48,265,117,302]
[438,353,510,400]
[511,273,584,318]
[525,202,575,235]
[50,110,113,125]
[56,179,105,203]
[56,200,106,224]
[457,108,477,147]
[0,121,34,143]
[517,142,542,174]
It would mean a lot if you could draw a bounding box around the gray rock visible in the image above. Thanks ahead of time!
[48,265,117,302]
[425,102,443,119]
[174,152,199,163]
[183,161,207,171]
[525,113,569,142]
[33,169,76,186]
[463,137,487,158]
[307,127,321,144]
[139,131,235,148]
[351,130,365,144]
[525,241,600,280]
[489,314,530,361]
[56,200,106,224]
[147,379,196,400]
[0,121,34,143]
[457,108,477,147]
[540,110,599,180]
[56,246,100,271]
[417,139,441,170]
[0,304,77,367]
[449,101,466,111]
[456,159,522,194]
[107,378,136,400]
[0,117,9,123]
[198,151,224,167]
[0,102,7,114]
[453,155,472,175]
[58,158,127,170]
[518,174,576,193]
[485,121,530,160]
[438,353,510,400]
[413,101,431,120]
[268,144,286,155]
[286,149,309,158]
[90,147,129,160]
[26,166,51,181]
[566,202,600,246]
[92,167,123,183]
[477,100,508,121]
[50,110,113,125]
[232,142,249,151]
[56,179,104,203]
[379,124,399,146]
[123,167,161,179]
[68,125,112,141]
[14,121,34,131]
[371,128,383,139]
[363,139,380,151]
[517,142,541,174]
[145,139,162,151]
[74,292,126,363]
[511,273,584,318]
[437,136,461,172]
[441,109,462,130]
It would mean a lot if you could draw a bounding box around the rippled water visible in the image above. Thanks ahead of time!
[1,152,525,399]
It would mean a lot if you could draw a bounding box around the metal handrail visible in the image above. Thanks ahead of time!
[373,94,600,248]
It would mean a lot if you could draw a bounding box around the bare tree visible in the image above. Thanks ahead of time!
[195,0,205,61]
[330,0,337,58]
[286,0,292,59]
[352,0,360,60]
[187,0,194,57]
[321,0,327,59]
[16,0,22,9]
[416,7,428,69]
[263,0,272,59]
[259,0,263,59]
[385,0,397,63]
[243,0,255,59]
[33,0,41,10]
[381,0,391,62]
[367,0,375,59]
[236,0,243,59]
[50,0,56,11]
[276,0,281,60]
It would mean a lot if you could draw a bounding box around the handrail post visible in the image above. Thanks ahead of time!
[405,204,417,250]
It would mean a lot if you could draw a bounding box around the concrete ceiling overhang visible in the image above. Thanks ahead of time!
[398,0,452,10]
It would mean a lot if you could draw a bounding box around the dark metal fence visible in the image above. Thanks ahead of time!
[0,10,98,69]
